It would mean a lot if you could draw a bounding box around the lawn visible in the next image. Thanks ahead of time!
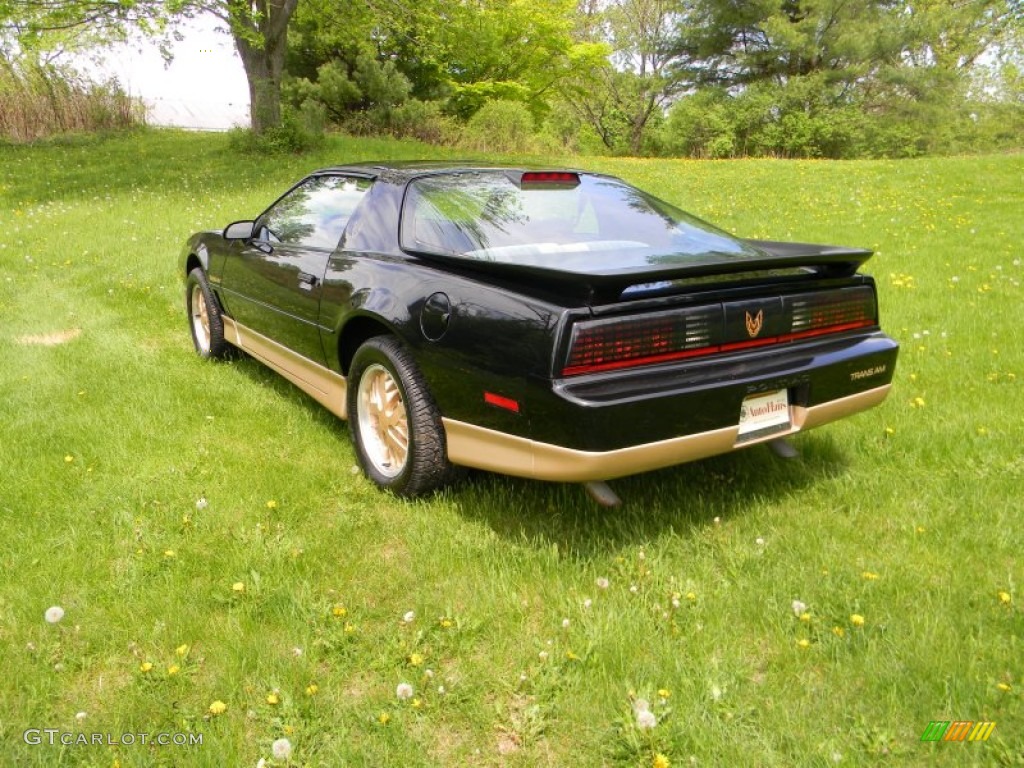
[0,130,1021,767]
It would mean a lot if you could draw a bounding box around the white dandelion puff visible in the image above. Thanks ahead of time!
[402,611,415,624]
[791,599,807,617]
[595,577,609,589]
[396,682,414,700]
[195,496,208,510]
[45,606,65,624]
[635,706,657,729]
[75,711,87,723]
[271,738,292,760]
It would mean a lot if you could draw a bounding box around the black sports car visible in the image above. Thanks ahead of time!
[181,163,898,502]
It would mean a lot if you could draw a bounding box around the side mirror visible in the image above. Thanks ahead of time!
[223,220,256,240]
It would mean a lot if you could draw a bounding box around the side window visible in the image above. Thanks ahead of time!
[258,175,372,249]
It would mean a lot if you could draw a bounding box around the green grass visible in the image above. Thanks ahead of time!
[1,129,1021,767]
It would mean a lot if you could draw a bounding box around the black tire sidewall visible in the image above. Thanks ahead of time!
[185,268,228,359]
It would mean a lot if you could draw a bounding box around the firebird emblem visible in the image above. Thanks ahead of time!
[745,309,764,338]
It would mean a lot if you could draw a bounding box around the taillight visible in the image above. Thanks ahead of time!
[563,308,717,376]
[784,289,876,341]
[563,287,876,376]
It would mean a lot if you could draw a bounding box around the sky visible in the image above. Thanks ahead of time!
[81,13,250,131]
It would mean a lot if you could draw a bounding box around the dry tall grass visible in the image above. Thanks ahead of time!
[0,59,143,142]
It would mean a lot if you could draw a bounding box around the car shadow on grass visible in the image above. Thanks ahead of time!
[447,435,851,558]
[226,354,853,557]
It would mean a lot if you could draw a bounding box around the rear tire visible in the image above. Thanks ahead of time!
[186,268,231,359]
[348,336,453,496]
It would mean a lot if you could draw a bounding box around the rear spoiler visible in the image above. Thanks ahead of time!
[411,240,873,303]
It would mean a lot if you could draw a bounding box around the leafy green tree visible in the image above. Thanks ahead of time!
[562,0,689,154]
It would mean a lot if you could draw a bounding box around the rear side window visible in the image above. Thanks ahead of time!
[259,175,372,249]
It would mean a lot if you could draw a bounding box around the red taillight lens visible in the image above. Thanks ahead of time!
[563,287,877,376]
[784,290,876,341]
[563,308,717,376]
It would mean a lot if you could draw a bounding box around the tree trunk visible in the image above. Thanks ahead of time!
[228,0,299,134]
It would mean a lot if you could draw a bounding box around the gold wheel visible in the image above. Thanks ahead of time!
[190,283,211,352]
[356,363,409,478]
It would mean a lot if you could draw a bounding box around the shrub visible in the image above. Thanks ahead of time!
[460,99,538,154]
[227,108,324,155]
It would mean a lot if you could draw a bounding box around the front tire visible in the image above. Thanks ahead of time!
[185,268,231,359]
[347,336,453,497]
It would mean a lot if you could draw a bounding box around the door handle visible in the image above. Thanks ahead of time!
[297,272,319,289]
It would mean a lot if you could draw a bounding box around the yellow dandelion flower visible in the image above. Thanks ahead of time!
[566,649,580,661]
[657,688,671,699]
[378,712,391,725]
[64,455,74,463]
[408,652,424,667]
[139,662,153,673]
[344,622,356,635]
[283,724,295,735]
[998,591,1011,605]
[654,754,671,768]
[176,644,189,657]
[412,698,422,709]
[850,614,865,627]
[208,700,227,715]
[266,692,280,705]
[862,571,879,580]
[884,426,895,437]
[911,396,926,408]
[266,500,278,509]
[232,582,245,593]
[439,617,453,628]
[163,550,176,559]
[799,612,811,623]
[167,664,180,676]
[976,426,989,436]
[797,639,810,649]
[916,526,925,534]
[997,683,1011,692]
[685,591,697,602]
[832,626,845,638]
[332,604,347,618]
[305,683,318,696]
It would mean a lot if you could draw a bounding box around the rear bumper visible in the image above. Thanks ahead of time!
[444,383,891,482]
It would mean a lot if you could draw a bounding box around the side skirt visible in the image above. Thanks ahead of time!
[222,316,348,420]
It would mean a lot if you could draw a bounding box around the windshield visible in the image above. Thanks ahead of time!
[399,171,758,271]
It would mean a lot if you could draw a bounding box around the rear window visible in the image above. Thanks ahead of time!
[399,171,753,268]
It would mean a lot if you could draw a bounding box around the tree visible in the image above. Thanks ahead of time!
[562,0,690,154]
[2,0,301,133]
[216,0,299,133]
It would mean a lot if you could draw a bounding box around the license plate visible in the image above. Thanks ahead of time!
[737,389,791,443]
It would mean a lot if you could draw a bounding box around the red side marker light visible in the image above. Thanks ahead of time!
[484,392,520,413]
